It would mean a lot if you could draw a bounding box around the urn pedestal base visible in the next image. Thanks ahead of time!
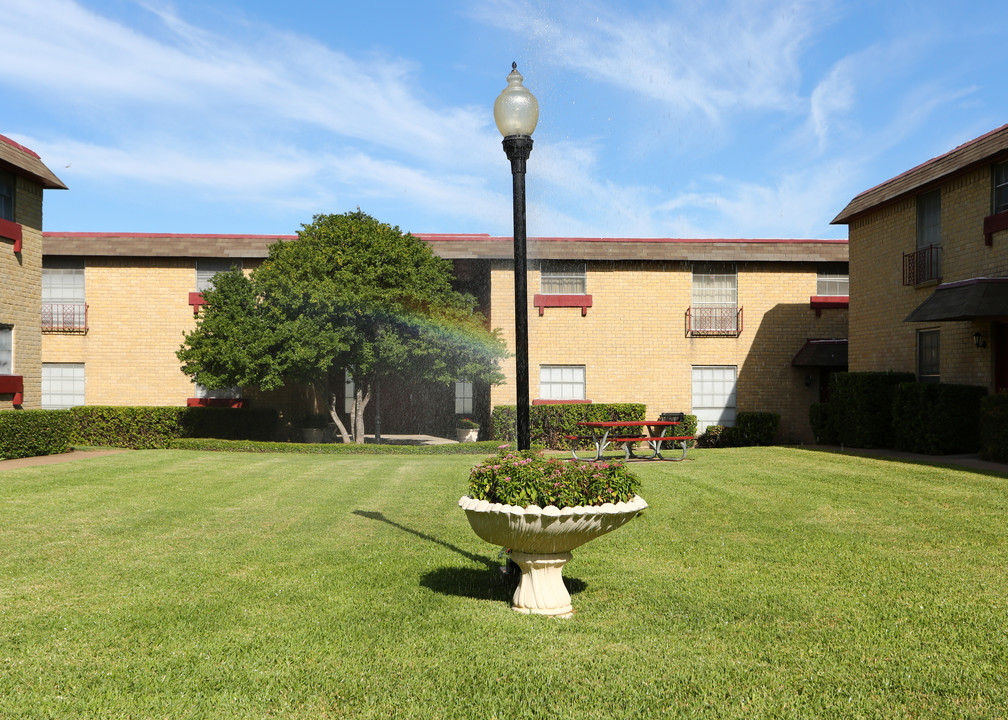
[510,551,573,618]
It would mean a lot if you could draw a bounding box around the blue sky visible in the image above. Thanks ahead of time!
[2,0,1006,240]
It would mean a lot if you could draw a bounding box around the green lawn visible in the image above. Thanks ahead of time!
[1,448,1006,718]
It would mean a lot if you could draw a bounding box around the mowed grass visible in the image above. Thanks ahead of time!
[1,448,1006,719]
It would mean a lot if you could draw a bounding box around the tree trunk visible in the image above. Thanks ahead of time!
[353,383,371,444]
[319,382,352,444]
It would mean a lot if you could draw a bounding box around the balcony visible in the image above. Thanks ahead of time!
[42,303,88,334]
[903,244,942,286]
[686,305,743,337]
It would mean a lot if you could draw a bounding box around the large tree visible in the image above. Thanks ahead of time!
[178,211,507,443]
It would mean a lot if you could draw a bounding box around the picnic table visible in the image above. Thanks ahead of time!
[565,420,694,462]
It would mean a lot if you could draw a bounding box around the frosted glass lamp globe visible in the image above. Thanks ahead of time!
[494,63,538,138]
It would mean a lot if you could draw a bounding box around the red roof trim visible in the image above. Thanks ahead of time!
[418,234,844,245]
[0,134,41,159]
[44,231,297,241]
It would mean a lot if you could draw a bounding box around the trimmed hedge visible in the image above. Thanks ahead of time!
[0,410,73,460]
[491,403,647,449]
[696,412,779,448]
[67,406,279,449]
[892,382,987,454]
[826,371,916,448]
[980,395,1008,462]
[809,402,838,445]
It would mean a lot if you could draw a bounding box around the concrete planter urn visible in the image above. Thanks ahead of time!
[459,495,648,618]
[456,428,479,443]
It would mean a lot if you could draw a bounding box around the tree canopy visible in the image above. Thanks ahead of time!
[178,210,507,442]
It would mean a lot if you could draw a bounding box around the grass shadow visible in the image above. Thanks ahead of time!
[352,510,587,602]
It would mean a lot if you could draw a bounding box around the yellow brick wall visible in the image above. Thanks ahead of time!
[489,259,847,442]
[0,176,44,410]
[42,259,260,406]
[850,165,1008,387]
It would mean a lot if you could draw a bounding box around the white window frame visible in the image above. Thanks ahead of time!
[0,325,12,375]
[42,363,85,409]
[455,379,473,415]
[691,365,737,433]
[194,383,241,399]
[540,261,587,295]
[691,262,738,334]
[539,365,586,401]
[42,258,86,331]
[816,263,849,297]
[196,259,242,293]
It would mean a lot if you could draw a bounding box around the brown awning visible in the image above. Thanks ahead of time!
[792,339,848,367]
[904,277,1008,322]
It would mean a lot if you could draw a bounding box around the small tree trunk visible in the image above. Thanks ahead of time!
[318,382,351,444]
[353,383,371,444]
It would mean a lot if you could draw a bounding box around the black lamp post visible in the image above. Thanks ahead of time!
[494,62,539,451]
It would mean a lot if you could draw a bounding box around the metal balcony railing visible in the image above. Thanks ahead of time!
[903,244,942,286]
[42,303,88,333]
[686,305,742,337]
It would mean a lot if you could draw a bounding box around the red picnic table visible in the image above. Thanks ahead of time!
[567,420,694,462]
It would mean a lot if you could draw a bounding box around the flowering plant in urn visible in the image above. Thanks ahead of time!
[460,449,647,617]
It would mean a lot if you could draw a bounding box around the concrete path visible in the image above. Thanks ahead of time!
[0,448,128,471]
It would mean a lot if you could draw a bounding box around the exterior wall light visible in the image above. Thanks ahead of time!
[974,331,987,349]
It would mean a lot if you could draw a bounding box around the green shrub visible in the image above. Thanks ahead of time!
[734,412,780,446]
[0,410,73,460]
[456,418,480,429]
[891,382,987,455]
[980,395,1008,462]
[829,372,916,448]
[696,425,725,448]
[467,449,641,507]
[490,403,646,449]
[809,402,838,444]
[67,406,278,449]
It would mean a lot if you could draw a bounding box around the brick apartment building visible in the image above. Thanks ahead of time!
[833,123,1008,391]
[0,134,66,410]
[41,231,848,443]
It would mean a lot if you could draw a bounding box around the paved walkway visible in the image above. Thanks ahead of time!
[0,448,128,471]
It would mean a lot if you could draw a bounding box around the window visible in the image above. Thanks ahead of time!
[194,383,240,399]
[690,262,739,335]
[540,261,586,295]
[917,329,940,383]
[42,363,85,408]
[196,259,242,292]
[455,379,473,415]
[0,325,11,374]
[691,365,737,433]
[994,162,1008,214]
[539,365,585,400]
[344,370,355,413]
[0,169,14,222]
[816,262,849,297]
[42,258,86,332]
[916,189,941,249]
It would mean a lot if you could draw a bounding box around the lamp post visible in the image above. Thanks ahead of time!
[495,62,538,451]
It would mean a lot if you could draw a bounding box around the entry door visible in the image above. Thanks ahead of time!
[691,366,737,433]
[994,323,1008,393]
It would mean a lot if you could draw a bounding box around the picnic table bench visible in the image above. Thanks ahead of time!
[565,420,694,461]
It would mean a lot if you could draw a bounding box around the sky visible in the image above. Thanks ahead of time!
[2,0,1006,241]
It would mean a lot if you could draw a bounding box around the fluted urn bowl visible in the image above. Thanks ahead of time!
[459,495,648,617]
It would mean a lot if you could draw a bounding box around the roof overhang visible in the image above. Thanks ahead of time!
[904,277,1008,322]
[0,134,67,190]
[791,339,848,367]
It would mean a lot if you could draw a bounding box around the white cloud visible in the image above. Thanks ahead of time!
[473,0,823,121]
